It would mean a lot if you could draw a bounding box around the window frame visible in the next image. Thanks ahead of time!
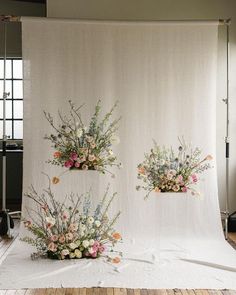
[0,57,23,140]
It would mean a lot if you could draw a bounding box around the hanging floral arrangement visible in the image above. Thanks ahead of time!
[44,100,121,176]
[21,177,122,262]
[136,138,213,199]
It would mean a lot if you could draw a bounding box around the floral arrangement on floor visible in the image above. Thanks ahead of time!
[21,178,122,262]
[136,138,213,199]
[44,100,121,176]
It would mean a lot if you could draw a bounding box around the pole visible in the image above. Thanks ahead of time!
[223,20,230,240]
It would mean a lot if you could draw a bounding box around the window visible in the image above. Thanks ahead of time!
[0,58,23,139]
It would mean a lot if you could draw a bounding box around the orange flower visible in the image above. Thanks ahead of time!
[54,151,61,158]
[112,257,121,264]
[138,166,146,175]
[112,232,122,240]
[205,154,213,161]
[52,177,60,184]
[154,187,161,193]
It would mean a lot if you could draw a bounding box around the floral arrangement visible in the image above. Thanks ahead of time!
[44,100,121,175]
[21,178,122,262]
[136,138,213,198]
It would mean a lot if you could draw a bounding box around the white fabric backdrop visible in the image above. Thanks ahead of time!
[1,18,236,289]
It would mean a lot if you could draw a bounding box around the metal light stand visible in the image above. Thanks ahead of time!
[221,19,231,240]
[0,17,21,238]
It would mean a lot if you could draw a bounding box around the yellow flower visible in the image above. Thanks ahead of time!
[52,177,60,184]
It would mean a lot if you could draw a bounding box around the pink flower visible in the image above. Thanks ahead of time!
[182,186,187,193]
[70,152,78,161]
[176,175,183,183]
[93,241,100,248]
[59,235,66,244]
[69,223,78,232]
[62,211,69,221]
[191,174,198,183]
[99,245,106,253]
[50,235,58,242]
[74,162,80,168]
[48,242,57,252]
[65,160,74,168]
[91,252,98,258]
[92,244,99,252]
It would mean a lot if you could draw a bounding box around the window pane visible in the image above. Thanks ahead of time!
[6,60,12,79]
[6,120,12,139]
[0,60,12,79]
[13,80,23,98]
[0,101,13,119]
[13,60,23,79]
[6,101,12,119]
[0,80,12,99]
[14,121,23,139]
[0,60,3,79]
[0,121,13,139]
[13,100,23,119]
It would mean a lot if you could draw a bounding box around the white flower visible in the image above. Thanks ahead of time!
[88,154,96,162]
[159,159,165,166]
[90,228,95,234]
[80,231,85,237]
[69,252,76,259]
[82,240,90,248]
[75,240,81,246]
[61,249,69,256]
[95,220,101,227]
[108,150,113,155]
[110,135,120,145]
[76,128,83,138]
[89,239,95,246]
[45,217,56,226]
[87,217,94,224]
[69,243,77,250]
[74,249,82,258]
[79,224,86,231]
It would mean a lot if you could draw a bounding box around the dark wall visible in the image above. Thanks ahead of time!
[0,151,23,211]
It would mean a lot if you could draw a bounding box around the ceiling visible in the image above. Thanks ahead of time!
[13,0,46,3]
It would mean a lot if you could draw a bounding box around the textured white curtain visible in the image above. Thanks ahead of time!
[22,18,222,242]
[1,18,236,289]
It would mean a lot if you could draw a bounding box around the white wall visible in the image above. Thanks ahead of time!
[47,0,236,213]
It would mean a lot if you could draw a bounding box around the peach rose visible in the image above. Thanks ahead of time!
[52,177,60,185]
[112,257,121,264]
[53,151,61,158]
[112,232,122,240]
